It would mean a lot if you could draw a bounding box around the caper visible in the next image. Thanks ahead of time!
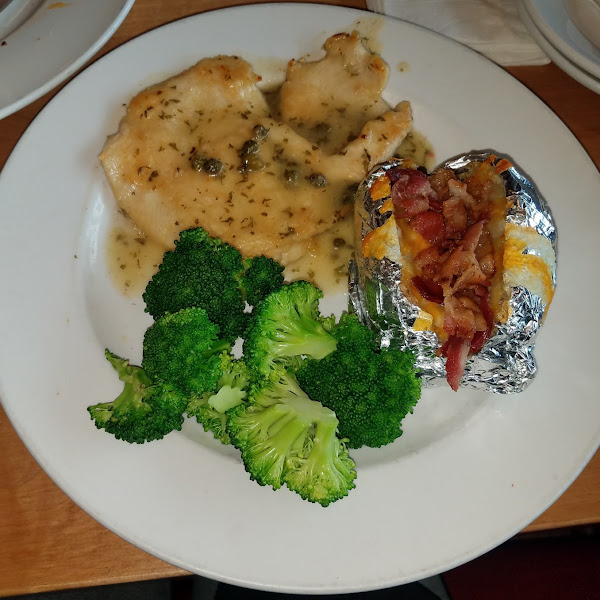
[284,169,299,185]
[313,122,332,139]
[252,124,269,141]
[314,121,331,133]
[190,153,206,171]
[307,173,327,188]
[333,237,346,249]
[245,155,265,171]
[203,158,223,175]
[240,139,260,156]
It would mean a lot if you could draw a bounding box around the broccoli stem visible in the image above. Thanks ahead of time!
[208,385,246,413]
[269,329,338,360]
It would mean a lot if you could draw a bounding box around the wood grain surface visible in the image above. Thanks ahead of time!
[1,0,599,596]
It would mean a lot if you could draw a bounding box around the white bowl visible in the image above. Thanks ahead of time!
[566,0,600,50]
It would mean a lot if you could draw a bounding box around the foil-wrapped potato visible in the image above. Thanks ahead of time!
[349,152,557,393]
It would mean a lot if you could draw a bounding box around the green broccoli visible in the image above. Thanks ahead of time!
[243,281,338,381]
[227,372,356,506]
[88,350,187,444]
[142,228,248,343]
[186,358,249,444]
[239,255,285,306]
[142,306,230,396]
[296,313,421,449]
[142,228,285,343]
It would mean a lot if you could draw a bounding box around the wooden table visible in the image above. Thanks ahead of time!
[1,1,599,596]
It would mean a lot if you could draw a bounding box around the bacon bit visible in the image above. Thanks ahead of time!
[464,178,492,221]
[447,178,473,204]
[383,161,505,390]
[394,195,429,218]
[412,276,444,304]
[478,253,495,278]
[397,169,431,196]
[439,246,463,281]
[478,292,495,328]
[469,294,494,353]
[462,221,484,252]
[409,211,445,244]
[390,169,436,218]
[414,245,450,279]
[444,253,488,296]
[443,336,471,391]
[429,197,443,212]
[443,295,480,338]
[442,196,467,237]
[469,330,488,354]
[429,168,454,195]
[386,166,408,184]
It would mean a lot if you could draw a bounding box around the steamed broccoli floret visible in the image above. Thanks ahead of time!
[296,313,421,449]
[88,350,187,444]
[143,228,286,343]
[240,255,285,306]
[142,228,248,343]
[186,358,249,444]
[227,372,356,506]
[142,307,230,395]
[243,281,337,381]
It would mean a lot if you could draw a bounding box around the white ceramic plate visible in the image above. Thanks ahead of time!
[1,4,600,594]
[0,0,135,119]
[565,0,600,51]
[519,0,600,94]
[523,0,600,79]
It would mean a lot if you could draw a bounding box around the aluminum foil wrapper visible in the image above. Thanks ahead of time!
[348,151,557,394]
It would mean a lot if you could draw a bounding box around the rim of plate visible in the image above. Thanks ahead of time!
[519,0,600,94]
[0,0,136,120]
[523,0,600,79]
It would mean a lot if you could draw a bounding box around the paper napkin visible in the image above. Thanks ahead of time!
[366,0,549,66]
